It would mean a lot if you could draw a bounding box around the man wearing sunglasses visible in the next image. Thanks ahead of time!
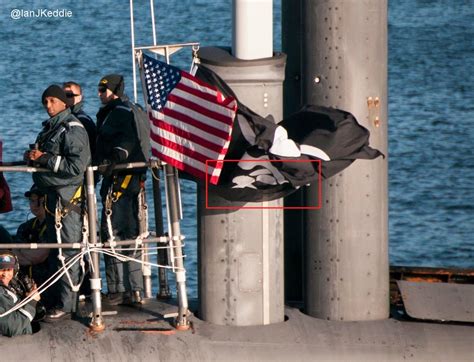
[95,74,145,306]
[63,81,96,156]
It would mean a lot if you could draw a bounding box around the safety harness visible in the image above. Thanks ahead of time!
[104,175,149,263]
[53,185,87,293]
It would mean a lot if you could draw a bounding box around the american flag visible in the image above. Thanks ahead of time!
[140,53,237,184]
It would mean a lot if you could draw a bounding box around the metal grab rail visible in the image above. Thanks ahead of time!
[0,235,171,249]
[0,160,189,331]
[0,160,160,173]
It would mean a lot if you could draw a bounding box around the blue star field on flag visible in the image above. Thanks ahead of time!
[142,54,181,111]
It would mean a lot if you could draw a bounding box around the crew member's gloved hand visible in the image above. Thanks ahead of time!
[35,153,53,167]
[99,159,115,178]
[112,148,128,163]
[99,149,127,177]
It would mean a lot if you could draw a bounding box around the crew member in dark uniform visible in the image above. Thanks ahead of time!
[14,185,52,308]
[63,81,97,156]
[0,250,40,337]
[25,84,90,321]
[95,74,145,305]
[63,81,95,299]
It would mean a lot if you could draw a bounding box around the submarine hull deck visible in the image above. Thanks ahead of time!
[1,298,472,361]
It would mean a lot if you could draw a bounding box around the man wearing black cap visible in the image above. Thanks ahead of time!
[0,250,41,337]
[95,74,145,305]
[24,84,91,321]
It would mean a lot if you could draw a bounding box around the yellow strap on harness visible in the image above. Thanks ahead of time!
[44,185,83,218]
[112,174,132,201]
[71,185,82,202]
[39,223,47,238]
[61,185,83,216]
[32,218,47,239]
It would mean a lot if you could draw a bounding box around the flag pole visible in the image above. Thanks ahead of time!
[136,49,190,329]
[160,47,189,330]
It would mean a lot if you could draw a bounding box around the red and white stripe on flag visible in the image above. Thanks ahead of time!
[147,70,237,185]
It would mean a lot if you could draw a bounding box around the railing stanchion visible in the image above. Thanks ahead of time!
[164,164,189,329]
[86,166,105,332]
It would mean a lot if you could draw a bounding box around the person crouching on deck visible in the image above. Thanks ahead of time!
[24,85,90,321]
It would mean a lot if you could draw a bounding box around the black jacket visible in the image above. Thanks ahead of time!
[71,101,97,156]
[95,98,145,171]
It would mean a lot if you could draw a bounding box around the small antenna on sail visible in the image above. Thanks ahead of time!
[150,0,158,47]
[130,0,138,103]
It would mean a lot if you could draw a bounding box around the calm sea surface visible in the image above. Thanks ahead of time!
[0,0,473,296]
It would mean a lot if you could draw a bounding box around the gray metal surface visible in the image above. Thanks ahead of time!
[1,300,473,361]
[197,47,286,326]
[398,280,474,322]
[283,0,389,321]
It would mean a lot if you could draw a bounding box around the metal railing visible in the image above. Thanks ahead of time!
[0,160,189,330]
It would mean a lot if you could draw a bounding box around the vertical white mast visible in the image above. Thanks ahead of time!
[232,0,273,59]
[150,0,157,46]
[130,0,138,103]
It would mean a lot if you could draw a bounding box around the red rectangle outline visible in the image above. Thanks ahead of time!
[205,159,322,210]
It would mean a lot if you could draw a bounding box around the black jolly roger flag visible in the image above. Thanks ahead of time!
[194,65,384,202]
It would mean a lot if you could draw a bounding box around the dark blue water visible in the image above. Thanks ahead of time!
[0,1,473,297]
[388,0,474,268]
